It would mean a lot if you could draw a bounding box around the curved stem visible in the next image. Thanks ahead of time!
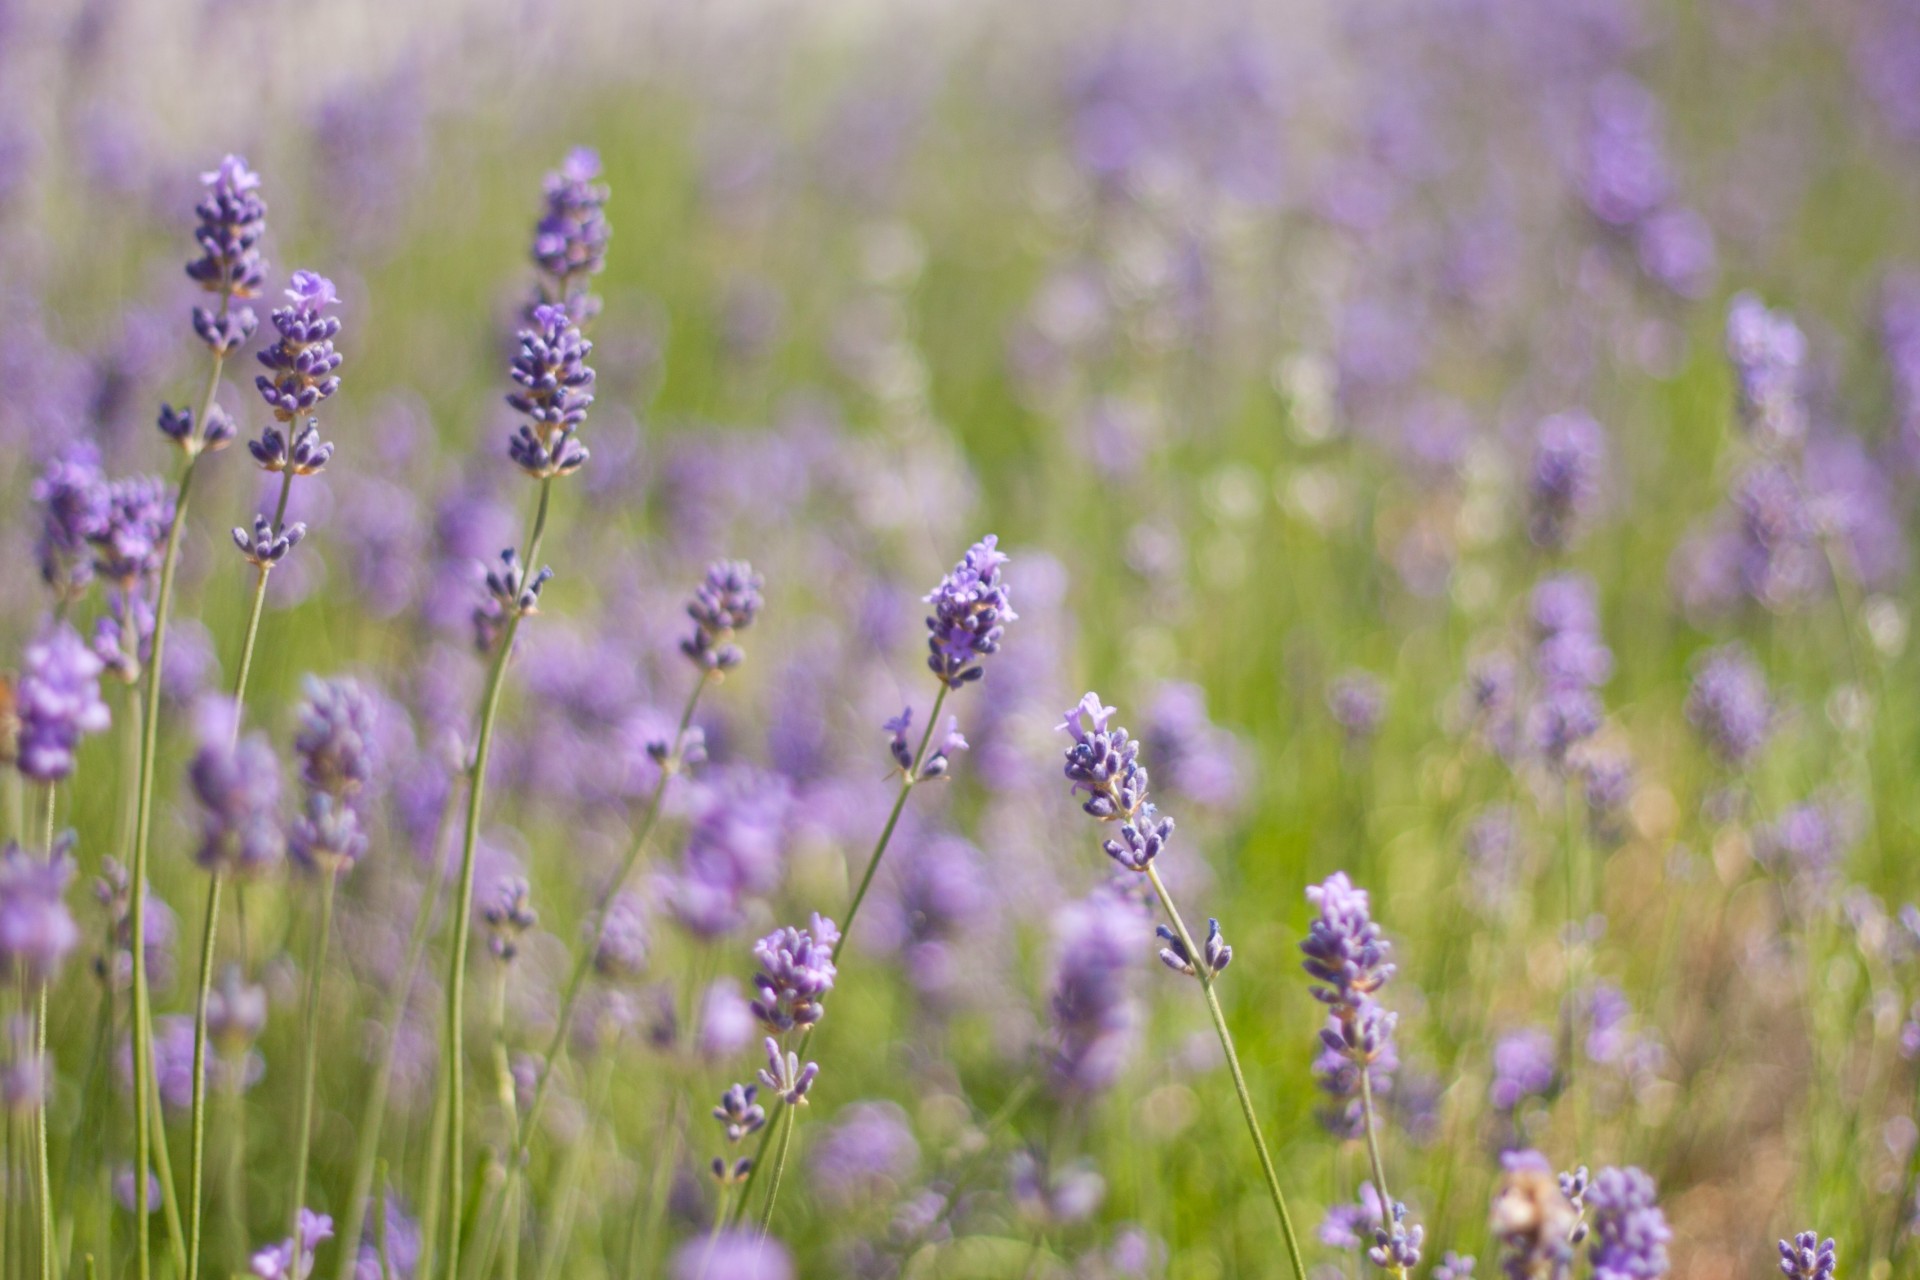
[289,872,338,1229]
[1143,864,1307,1280]
[754,1105,797,1238]
[441,477,554,1280]
[184,872,224,1280]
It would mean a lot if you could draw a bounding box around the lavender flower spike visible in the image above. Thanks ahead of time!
[187,155,266,354]
[1584,1167,1671,1280]
[0,838,80,982]
[757,1037,819,1106]
[1301,873,1395,1010]
[714,1083,766,1142]
[923,535,1016,687]
[189,724,286,877]
[1060,693,1170,872]
[750,916,839,1032]
[533,148,611,304]
[681,560,764,673]
[1778,1232,1835,1280]
[255,271,344,423]
[1685,644,1772,768]
[1158,917,1233,977]
[506,303,595,479]
[15,621,111,782]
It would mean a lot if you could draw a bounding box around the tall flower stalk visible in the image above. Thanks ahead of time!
[728,535,1013,1229]
[436,151,603,1272]
[1057,692,1308,1280]
[129,153,261,1280]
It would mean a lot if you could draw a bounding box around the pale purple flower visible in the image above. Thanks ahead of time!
[482,876,537,962]
[750,915,839,1031]
[186,155,266,355]
[1009,1151,1106,1225]
[532,147,611,305]
[924,535,1016,688]
[681,560,763,673]
[1328,671,1388,742]
[15,620,111,781]
[0,838,79,981]
[1489,1027,1557,1115]
[592,890,648,978]
[32,444,108,598]
[1047,891,1141,1096]
[89,474,175,587]
[670,1231,792,1280]
[250,1209,333,1280]
[696,979,757,1060]
[1778,1232,1836,1280]
[1685,644,1772,768]
[1585,1167,1670,1280]
[293,675,378,800]
[1726,293,1807,449]
[757,1036,819,1105]
[1302,873,1393,1011]
[1527,413,1607,551]
[809,1101,918,1205]
[255,272,344,423]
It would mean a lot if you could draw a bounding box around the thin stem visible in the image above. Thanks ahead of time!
[729,682,950,1228]
[289,873,338,1227]
[184,872,224,1280]
[374,1160,391,1280]
[1144,864,1307,1280]
[512,675,709,1162]
[694,1186,732,1280]
[1355,1070,1405,1279]
[35,784,55,1280]
[229,469,296,725]
[130,324,227,1280]
[754,1105,797,1237]
[332,783,465,1280]
[441,476,554,1280]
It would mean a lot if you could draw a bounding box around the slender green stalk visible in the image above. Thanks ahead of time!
[530,1051,614,1280]
[628,1086,687,1276]
[511,674,709,1162]
[289,872,339,1227]
[693,1186,733,1280]
[729,683,948,1228]
[35,784,56,1280]
[332,783,465,1280]
[222,1072,248,1276]
[440,477,554,1280]
[1355,1070,1406,1280]
[145,1066,190,1278]
[1143,864,1307,1280]
[415,1053,451,1280]
[129,380,217,1280]
[183,871,223,1280]
[754,1105,797,1237]
[373,1160,391,1280]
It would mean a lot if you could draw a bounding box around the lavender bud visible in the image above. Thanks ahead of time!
[505,304,595,479]
[1060,693,1153,827]
[249,1208,333,1280]
[917,715,969,780]
[713,1083,766,1142]
[1155,917,1232,977]
[89,476,174,587]
[1777,1232,1836,1280]
[592,891,648,978]
[680,560,763,673]
[32,445,108,598]
[231,515,307,567]
[14,621,111,782]
[255,272,344,423]
[750,915,839,1031]
[1432,1252,1475,1280]
[1328,671,1388,742]
[1685,643,1772,768]
[531,148,611,308]
[189,723,285,878]
[293,676,378,800]
[757,1036,819,1106]
[483,877,537,962]
[289,792,367,875]
[1301,873,1394,1010]
[250,420,334,476]
[186,155,268,303]
[884,708,915,772]
[474,549,554,652]
[923,535,1016,688]
[0,837,80,983]
[1368,1201,1424,1273]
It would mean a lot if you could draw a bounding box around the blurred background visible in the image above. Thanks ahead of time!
[7,0,1920,1277]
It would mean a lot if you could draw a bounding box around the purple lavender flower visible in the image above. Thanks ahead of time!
[189,720,285,876]
[1432,1252,1476,1280]
[592,890,648,978]
[1582,76,1670,229]
[1010,1152,1107,1226]
[205,963,267,1054]
[1489,1028,1557,1115]
[1301,873,1394,1011]
[1322,1185,1386,1250]
[713,1082,766,1142]
[669,768,792,938]
[473,549,555,652]
[1684,644,1772,768]
[3,1015,45,1113]
[1755,801,1855,884]
[482,877,536,961]
[0,838,79,981]
[1313,1016,1399,1140]
[293,675,378,800]
[232,514,307,568]
[669,1231,792,1280]
[255,271,344,423]
[1370,1200,1425,1273]
[1777,1232,1836,1280]
[1328,671,1388,742]
[32,444,107,599]
[1726,293,1807,449]
[1157,917,1231,977]
[1527,413,1607,551]
[750,915,839,1031]
[289,792,367,874]
[14,621,111,781]
[923,535,1016,688]
[186,155,266,353]
[532,148,611,306]
[1584,1167,1670,1280]
[1046,892,1141,1096]
[809,1100,918,1205]
[505,303,595,480]
[681,560,763,673]
[1059,693,1171,871]
[353,1195,420,1280]
[249,419,335,477]
[89,475,175,588]
[916,715,969,780]
[250,1208,334,1280]
[757,1036,819,1105]
[696,980,757,1060]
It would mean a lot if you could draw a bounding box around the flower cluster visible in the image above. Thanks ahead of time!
[289,677,378,874]
[681,559,764,673]
[189,705,286,877]
[1156,917,1231,977]
[1060,693,1168,870]
[506,303,595,479]
[473,549,555,652]
[1726,292,1808,449]
[1777,1232,1836,1280]
[749,915,839,1031]
[14,621,110,783]
[532,147,611,314]
[1491,1150,1578,1280]
[250,1207,333,1280]
[1526,412,1608,552]
[255,271,345,423]
[0,837,80,982]
[1684,643,1772,769]
[923,535,1015,687]
[186,155,267,351]
[1046,891,1140,1096]
[1526,574,1611,770]
[32,445,107,600]
[1584,1167,1670,1280]
[483,877,537,962]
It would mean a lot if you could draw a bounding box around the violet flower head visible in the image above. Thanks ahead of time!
[1157,917,1232,977]
[232,513,307,568]
[669,1231,793,1280]
[750,915,838,1031]
[289,792,367,875]
[923,535,1016,688]
[592,890,648,978]
[293,675,379,800]
[1328,670,1388,742]
[1726,292,1807,450]
[809,1100,919,1206]
[205,963,267,1054]
[681,559,764,673]
[884,707,914,772]
[532,147,611,301]
[1585,1167,1670,1280]
[250,1209,333,1280]
[248,419,335,477]
[32,445,107,599]
[1527,412,1607,551]
[916,715,969,780]
[1777,1232,1836,1280]
[186,155,266,353]
[1684,644,1772,768]
[255,271,344,423]
[15,621,111,782]
[3,1014,45,1113]
[473,548,554,652]
[713,1082,765,1142]
[1046,892,1140,1096]
[0,838,80,982]
[1060,694,1171,871]
[190,724,286,877]
[757,1036,819,1105]
[1370,1201,1425,1274]
[89,475,175,588]
[1432,1252,1476,1280]
[482,877,537,962]
[505,303,595,480]
[1489,1027,1557,1115]
[1302,873,1394,1010]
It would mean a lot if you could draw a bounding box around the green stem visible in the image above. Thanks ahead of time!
[130,322,227,1280]
[441,477,554,1280]
[1144,864,1307,1280]
[332,782,465,1280]
[729,682,949,1229]
[755,1105,797,1237]
[184,872,224,1280]
[511,674,709,1162]
[289,873,338,1228]
[1356,1070,1405,1280]
[229,469,295,724]
[35,784,55,1280]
